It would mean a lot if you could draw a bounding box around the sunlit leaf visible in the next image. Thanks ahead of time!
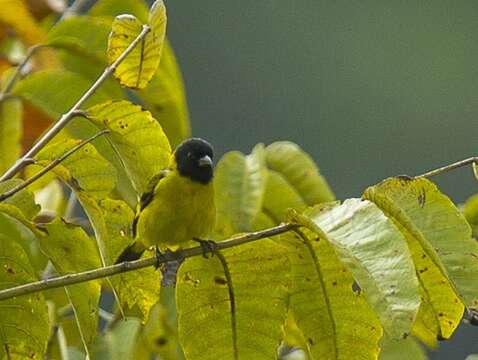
[379,337,427,360]
[107,0,167,89]
[39,219,102,351]
[0,226,49,358]
[86,100,171,194]
[281,229,382,360]
[292,199,420,339]
[364,178,478,312]
[0,97,22,174]
[34,137,117,198]
[265,141,335,205]
[464,193,478,237]
[177,240,290,360]
[214,144,267,237]
[138,40,191,147]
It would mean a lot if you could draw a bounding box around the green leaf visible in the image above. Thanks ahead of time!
[39,219,102,351]
[46,16,111,63]
[0,97,22,174]
[0,179,40,220]
[81,197,160,319]
[464,193,478,237]
[265,141,335,205]
[292,199,420,339]
[379,337,427,360]
[364,178,478,311]
[0,227,49,358]
[138,39,191,147]
[86,100,171,194]
[34,137,117,198]
[281,229,382,360]
[12,69,120,118]
[107,1,167,89]
[90,0,149,22]
[177,240,290,360]
[92,317,142,359]
[262,170,307,223]
[214,144,268,237]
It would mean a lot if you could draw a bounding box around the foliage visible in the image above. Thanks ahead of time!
[0,1,476,359]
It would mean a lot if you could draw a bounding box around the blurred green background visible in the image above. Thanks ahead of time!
[165,1,478,358]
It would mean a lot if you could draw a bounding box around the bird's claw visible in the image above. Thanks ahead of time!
[154,246,166,270]
[193,238,218,258]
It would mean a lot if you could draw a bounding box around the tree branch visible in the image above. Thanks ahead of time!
[0,25,151,182]
[0,223,296,301]
[0,130,110,202]
[415,157,478,179]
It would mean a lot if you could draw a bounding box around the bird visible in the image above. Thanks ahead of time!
[116,138,216,264]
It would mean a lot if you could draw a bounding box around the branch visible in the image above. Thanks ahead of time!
[0,25,152,182]
[60,0,90,21]
[0,223,296,301]
[415,157,478,179]
[0,130,110,202]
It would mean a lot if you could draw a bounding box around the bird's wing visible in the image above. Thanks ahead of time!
[132,169,170,237]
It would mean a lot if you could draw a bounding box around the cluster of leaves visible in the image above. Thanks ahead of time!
[0,1,478,359]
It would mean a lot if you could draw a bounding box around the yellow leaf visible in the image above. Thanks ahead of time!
[107,0,167,89]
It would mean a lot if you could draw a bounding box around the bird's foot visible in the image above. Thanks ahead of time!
[154,246,167,270]
[193,238,218,259]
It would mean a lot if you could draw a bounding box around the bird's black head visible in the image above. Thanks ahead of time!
[174,138,214,184]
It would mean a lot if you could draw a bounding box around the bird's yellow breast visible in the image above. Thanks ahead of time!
[135,171,216,250]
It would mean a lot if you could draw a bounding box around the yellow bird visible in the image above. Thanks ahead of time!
[116,138,216,263]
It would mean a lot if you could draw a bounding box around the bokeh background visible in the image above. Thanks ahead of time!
[165,1,478,359]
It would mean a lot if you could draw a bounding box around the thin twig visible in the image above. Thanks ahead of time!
[0,223,297,301]
[0,45,45,102]
[415,157,478,179]
[0,130,110,202]
[0,25,151,182]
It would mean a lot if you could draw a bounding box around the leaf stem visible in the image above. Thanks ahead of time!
[0,130,110,202]
[0,223,296,301]
[415,157,478,179]
[0,25,151,182]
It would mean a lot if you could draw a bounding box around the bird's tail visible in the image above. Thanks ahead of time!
[115,241,146,264]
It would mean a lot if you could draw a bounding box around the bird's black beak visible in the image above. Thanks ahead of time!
[198,155,213,167]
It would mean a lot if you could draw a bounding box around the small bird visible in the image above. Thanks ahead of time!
[116,138,216,263]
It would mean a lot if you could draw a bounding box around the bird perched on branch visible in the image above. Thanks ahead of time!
[116,138,216,263]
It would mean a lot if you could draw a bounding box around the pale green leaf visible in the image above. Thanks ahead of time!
[364,178,478,311]
[92,317,141,359]
[12,70,120,118]
[40,219,102,350]
[86,100,171,194]
[265,141,335,205]
[0,179,40,220]
[34,137,117,198]
[262,170,307,223]
[292,199,420,339]
[107,1,167,89]
[0,97,22,174]
[177,240,290,360]
[379,337,427,360]
[281,229,382,360]
[464,193,478,237]
[138,40,191,147]
[0,228,49,359]
[82,197,160,319]
[214,145,268,237]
